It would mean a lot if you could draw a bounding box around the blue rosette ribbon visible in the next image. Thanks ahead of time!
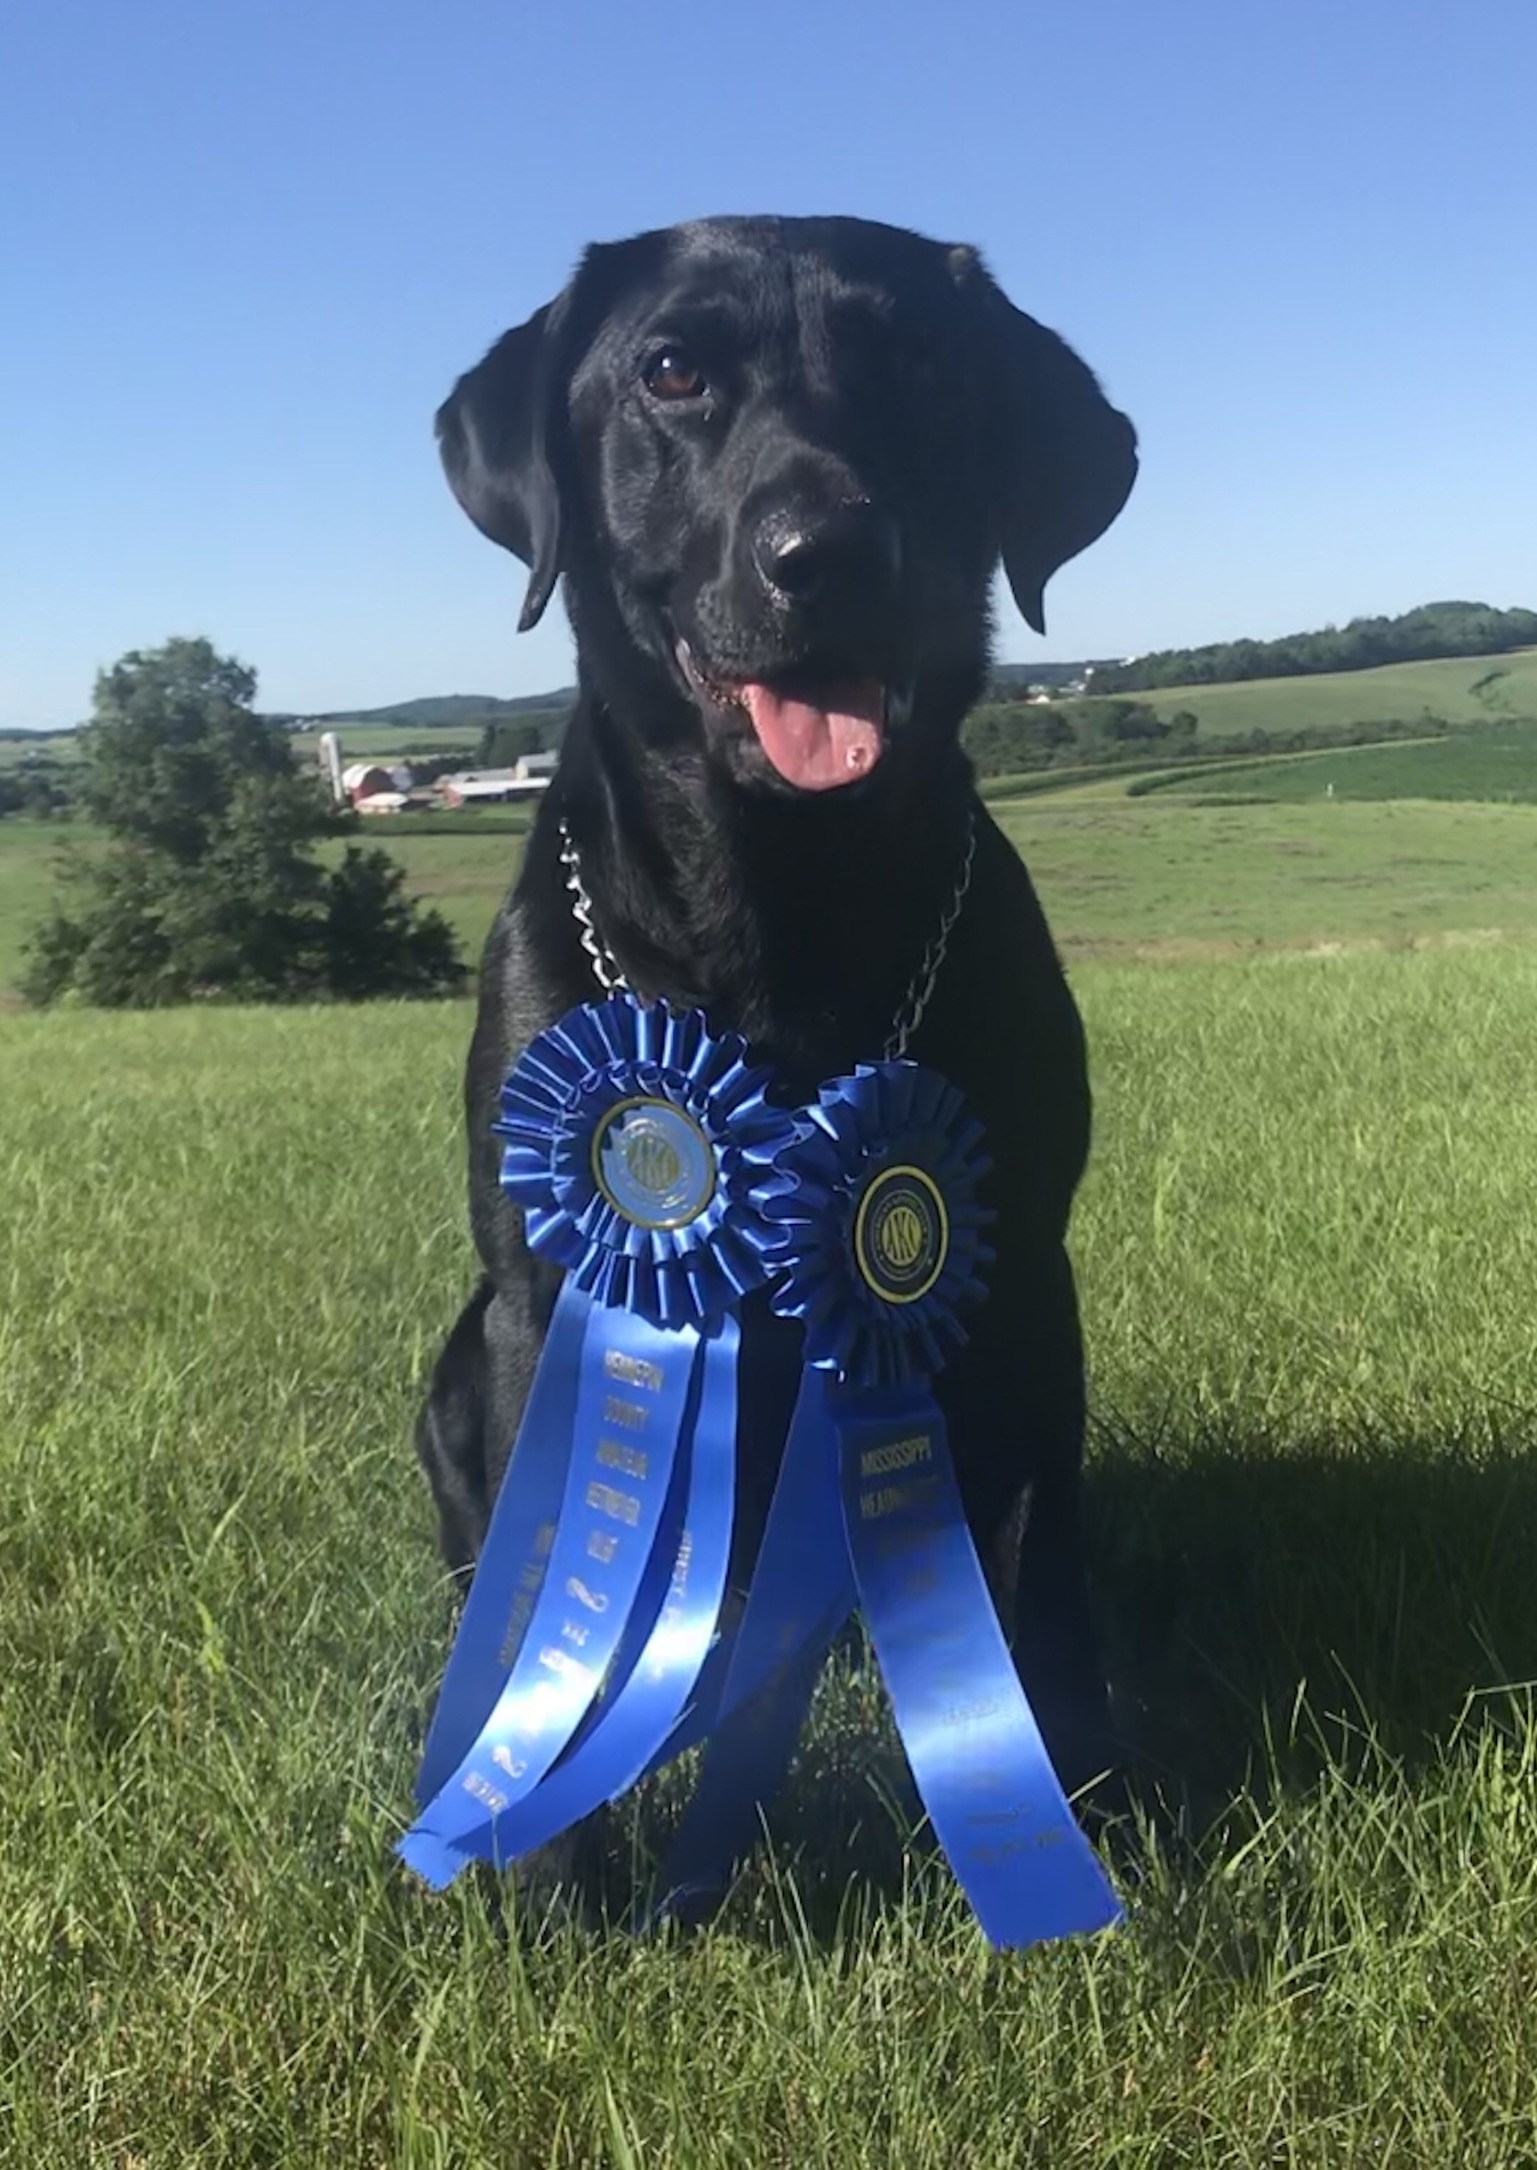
[398,997,799,1890]
[657,1060,1122,1949]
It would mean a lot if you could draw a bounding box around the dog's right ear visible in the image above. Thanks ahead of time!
[435,291,572,632]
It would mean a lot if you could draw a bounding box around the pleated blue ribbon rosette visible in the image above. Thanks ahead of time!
[397,998,800,1891]
[399,995,1120,1950]
[655,1060,1122,1948]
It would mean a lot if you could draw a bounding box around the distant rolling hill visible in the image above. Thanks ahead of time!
[298,661,1115,730]
[1077,648,1537,743]
[298,689,577,729]
[303,648,1537,744]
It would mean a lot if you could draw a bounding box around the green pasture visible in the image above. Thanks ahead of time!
[1141,724,1537,806]
[5,943,1537,2164]
[0,735,76,770]
[1105,646,1537,739]
[0,822,80,999]
[7,670,1537,2159]
[997,793,1537,959]
[312,725,486,760]
[11,787,1537,999]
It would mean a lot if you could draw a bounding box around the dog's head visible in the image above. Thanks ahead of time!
[438,216,1136,796]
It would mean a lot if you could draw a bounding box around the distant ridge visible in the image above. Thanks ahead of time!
[288,689,579,729]
[13,601,1532,740]
[280,664,1113,731]
[1092,600,1537,696]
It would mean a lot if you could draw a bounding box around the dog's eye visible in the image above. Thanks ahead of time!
[644,349,708,402]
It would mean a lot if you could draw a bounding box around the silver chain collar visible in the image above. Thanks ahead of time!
[556,808,976,1062]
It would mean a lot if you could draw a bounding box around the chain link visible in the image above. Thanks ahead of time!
[559,820,631,995]
[557,806,975,1059]
[882,810,976,1060]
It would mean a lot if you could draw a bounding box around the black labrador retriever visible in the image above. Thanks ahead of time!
[416,215,1137,1818]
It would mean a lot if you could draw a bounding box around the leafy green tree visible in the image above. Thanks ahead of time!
[23,638,466,1007]
[477,711,567,766]
[0,757,75,819]
[320,847,464,998]
[478,715,543,766]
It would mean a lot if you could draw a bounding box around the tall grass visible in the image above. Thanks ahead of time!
[4,950,1537,2163]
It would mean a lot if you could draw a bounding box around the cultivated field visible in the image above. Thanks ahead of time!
[1145,724,1537,805]
[4,741,1537,2163]
[1105,646,1537,739]
[0,734,75,770]
[307,724,486,760]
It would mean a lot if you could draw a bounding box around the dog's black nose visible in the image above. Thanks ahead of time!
[753,503,901,607]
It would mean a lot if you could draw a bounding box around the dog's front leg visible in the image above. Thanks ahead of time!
[942,1241,1113,1799]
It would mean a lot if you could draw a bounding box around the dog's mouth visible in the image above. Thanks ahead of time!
[677,640,903,792]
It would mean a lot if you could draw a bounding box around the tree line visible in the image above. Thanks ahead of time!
[959,699,1452,780]
[0,754,76,820]
[476,712,569,767]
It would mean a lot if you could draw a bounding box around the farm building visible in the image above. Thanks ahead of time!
[339,762,397,803]
[439,753,557,808]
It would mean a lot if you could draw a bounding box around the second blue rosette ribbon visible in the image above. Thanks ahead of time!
[655,1059,1121,1948]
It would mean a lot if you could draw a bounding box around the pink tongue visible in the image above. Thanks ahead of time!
[739,678,885,791]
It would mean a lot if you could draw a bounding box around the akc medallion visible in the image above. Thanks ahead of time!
[593,1098,717,1230]
[853,1162,948,1305]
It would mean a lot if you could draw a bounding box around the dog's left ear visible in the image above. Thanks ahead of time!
[435,289,574,632]
[951,246,1138,636]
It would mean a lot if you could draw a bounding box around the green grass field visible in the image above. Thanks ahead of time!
[1104,646,1537,740]
[0,821,81,998]
[5,954,1537,2165]
[6,725,1537,2163]
[997,792,1537,958]
[1142,724,1537,806]
[9,782,1537,1000]
[0,734,76,770]
[314,725,487,760]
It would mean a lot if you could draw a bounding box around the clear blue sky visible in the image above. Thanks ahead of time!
[2,0,1532,730]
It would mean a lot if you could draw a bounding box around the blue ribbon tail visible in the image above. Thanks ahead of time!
[651,1370,855,1925]
[414,1280,590,1806]
[435,1315,741,1872]
[398,1298,700,1889]
[839,1388,1122,1949]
